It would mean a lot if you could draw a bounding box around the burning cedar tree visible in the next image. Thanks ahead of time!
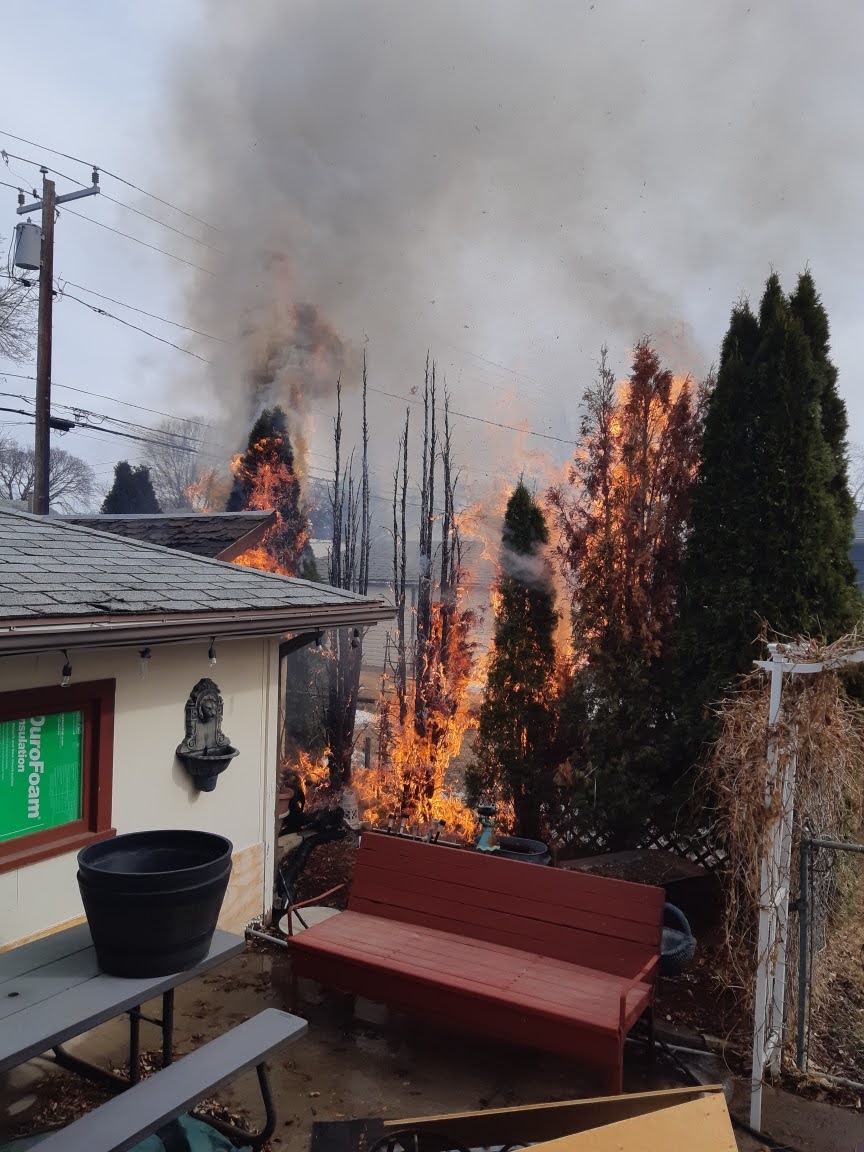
[466,481,560,841]
[548,341,704,847]
[227,406,316,578]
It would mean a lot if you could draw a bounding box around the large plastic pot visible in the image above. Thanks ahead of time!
[77,830,233,977]
[660,902,697,976]
[494,836,550,865]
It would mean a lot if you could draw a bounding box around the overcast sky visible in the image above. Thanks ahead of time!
[2,1,863,509]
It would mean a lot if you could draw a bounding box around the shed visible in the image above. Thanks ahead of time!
[0,509,393,949]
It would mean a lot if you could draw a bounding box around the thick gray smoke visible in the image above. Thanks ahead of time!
[167,0,864,482]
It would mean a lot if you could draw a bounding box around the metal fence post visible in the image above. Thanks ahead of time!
[796,836,810,1070]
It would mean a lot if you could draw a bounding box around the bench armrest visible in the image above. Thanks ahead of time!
[618,956,659,1033]
[285,884,346,937]
[34,1009,307,1152]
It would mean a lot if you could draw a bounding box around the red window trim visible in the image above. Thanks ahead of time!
[0,679,115,873]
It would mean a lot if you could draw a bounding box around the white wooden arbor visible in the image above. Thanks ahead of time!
[749,641,864,1131]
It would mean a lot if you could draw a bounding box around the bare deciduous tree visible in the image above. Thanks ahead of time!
[142,418,204,510]
[0,250,37,363]
[0,435,95,512]
[849,442,864,509]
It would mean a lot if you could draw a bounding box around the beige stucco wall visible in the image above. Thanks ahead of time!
[0,636,280,948]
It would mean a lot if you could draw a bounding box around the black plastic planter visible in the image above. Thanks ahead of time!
[494,836,550,865]
[660,901,697,976]
[77,830,233,977]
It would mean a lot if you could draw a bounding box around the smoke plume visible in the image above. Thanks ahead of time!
[167,0,864,478]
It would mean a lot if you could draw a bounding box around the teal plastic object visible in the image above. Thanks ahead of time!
[1,1116,249,1152]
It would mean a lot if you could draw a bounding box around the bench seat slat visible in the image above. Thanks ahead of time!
[291,912,650,1032]
[33,1009,307,1152]
[349,895,651,977]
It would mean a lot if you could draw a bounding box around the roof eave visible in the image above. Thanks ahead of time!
[0,601,394,655]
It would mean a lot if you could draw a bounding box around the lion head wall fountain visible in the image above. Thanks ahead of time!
[176,678,239,792]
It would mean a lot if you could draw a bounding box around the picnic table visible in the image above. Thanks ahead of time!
[0,923,308,1151]
[0,922,244,1086]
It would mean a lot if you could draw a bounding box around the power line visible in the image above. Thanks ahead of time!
[0,371,210,427]
[0,130,223,235]
[58,288,211,364]
[98,193,224,253]
[60,206,215,276]
[2,149,86,191]
[59,280,227,343]
[0,389,201,453]
[72,420,197,451]
[2,148,225,255]
[53,382,207,426]
[366,384,576,446]
[51,403,200,445]
[1,366,561,480]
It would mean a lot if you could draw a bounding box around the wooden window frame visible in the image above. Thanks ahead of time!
[0,679,115,873]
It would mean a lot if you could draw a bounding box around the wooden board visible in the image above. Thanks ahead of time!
[526,1094,736,1151]
[218,841,265,933]
[0,913,87,954]
[388,1085,725,1146]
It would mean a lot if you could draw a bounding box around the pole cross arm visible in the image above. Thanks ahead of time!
[18,185,100,214]
[18,167,99,215]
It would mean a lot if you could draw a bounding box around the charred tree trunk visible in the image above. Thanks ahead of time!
[359,351,371,597]
[392,409,410,725]
[328,378,343,590]
[414,357,436,736]
[322,374,370,787]
[439,391,458,659]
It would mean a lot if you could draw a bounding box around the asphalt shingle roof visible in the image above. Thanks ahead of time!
[0,509,385,621]
[61,512,275,560]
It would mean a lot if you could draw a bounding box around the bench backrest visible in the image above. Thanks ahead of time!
[349,833,664,980]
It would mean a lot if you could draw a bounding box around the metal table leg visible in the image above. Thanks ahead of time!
[195,1063,277,1151]
[52,990,175,1089]
[162,989,175,1067]
[128,1006,141,1085]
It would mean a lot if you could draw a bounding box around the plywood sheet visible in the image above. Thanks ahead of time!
[390,1085,723,1145]
[218,841,264,932]
[527,1095,736,1152]
[0,913,86,953]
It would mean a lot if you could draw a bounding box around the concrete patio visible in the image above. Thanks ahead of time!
[1,946,862,1152]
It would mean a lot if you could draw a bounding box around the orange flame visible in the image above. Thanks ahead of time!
[230,437,308,576]
[364,593,479,840]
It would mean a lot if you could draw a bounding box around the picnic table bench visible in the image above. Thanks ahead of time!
[288,833,665,1093]
[1,924,307,1150]
[32,1008,306,1152]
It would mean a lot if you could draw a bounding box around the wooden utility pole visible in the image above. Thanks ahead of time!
[33,170,55,516]
[16,165,100,514]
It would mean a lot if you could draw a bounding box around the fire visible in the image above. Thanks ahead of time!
[230,436,309,576]
[365,592,480,841]
[184,467,228,513]
[549,341,703,662]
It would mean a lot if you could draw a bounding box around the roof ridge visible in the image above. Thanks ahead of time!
[62,511,275,522]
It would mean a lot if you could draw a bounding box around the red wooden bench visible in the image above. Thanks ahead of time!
[288,832,665,1092]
